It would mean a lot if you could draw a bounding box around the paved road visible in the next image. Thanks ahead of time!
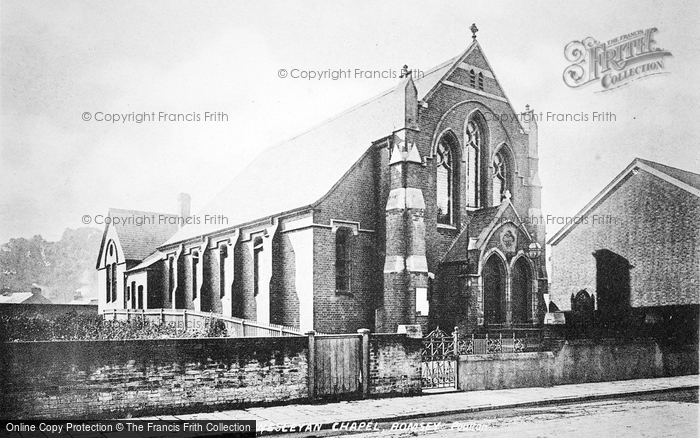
[280,389,698,438]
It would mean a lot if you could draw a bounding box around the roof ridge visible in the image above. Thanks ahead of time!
[635,157,700,177]
[549,158,700,245]
[259,56,461,156]
[162,51,471,246]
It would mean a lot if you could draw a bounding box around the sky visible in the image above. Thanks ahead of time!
[1,0,698,243]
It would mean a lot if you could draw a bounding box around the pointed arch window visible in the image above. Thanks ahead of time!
[436,136,455,225]
[465,121,482,208]
[104,241,118,304]
[478,72,484,90]
[492,150,511,205]
[469,69,476,88]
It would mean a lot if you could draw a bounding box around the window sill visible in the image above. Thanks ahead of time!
[437,224,458,231]
[335,290,354,298]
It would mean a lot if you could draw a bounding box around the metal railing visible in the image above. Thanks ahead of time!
[101,308,303,337]
[457,332,527,354]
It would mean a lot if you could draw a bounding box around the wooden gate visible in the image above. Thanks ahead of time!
[312,334,362,398]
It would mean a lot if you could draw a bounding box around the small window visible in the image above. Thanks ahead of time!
[436,136,455,225]
[493,150,510,205]
[335,228,352,293]
[469,69,476,88]
[168,256,175,302]
[219,245,228,299]
[138,285,144,309]
[253,237,263,297]
[106,266,111,303]
[192,251,199,300]
[478,72,484,90]
[131,281,136,309]
[111,264,117,303]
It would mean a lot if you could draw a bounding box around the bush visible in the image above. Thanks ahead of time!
[0,311,230,342]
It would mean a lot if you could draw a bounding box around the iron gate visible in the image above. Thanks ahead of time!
[421,327,456,389]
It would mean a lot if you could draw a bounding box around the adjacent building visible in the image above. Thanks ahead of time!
[548,158,700,331]
[0,285,52,305]
[96,207,180,312]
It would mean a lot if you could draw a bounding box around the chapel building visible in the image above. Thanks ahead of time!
[97,32,548,334]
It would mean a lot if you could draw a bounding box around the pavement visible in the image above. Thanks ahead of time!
[141,374,699,435]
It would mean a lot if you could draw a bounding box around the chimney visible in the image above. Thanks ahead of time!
[31,284,42,296]
[178,193,191,228]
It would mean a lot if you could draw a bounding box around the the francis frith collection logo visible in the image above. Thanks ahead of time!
[563,27,672,92]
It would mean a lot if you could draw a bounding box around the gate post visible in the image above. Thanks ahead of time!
[358,329,370,399]
[307,331,316,400]
[453,326,459,390]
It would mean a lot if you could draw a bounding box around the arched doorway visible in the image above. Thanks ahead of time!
[511,257,532,324]
[483,254,506,325]
[594,249,631,328]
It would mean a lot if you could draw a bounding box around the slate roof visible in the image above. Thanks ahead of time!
[0,293,33,304]
[637,159,700,191]
[108,208,180,261]
[127,250,166,272]
[548,158,700,245]
[0,292,53,304]
[441,206,501,264]
[162,54,462,246]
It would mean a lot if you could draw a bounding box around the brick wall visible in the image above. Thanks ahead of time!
[0,332,424,419]
[313,151,383,333]
[233,238,255,319]
[457,339,698,391]
[458,352,555,391]
[552,338,664,384]
[368,334,422,396]
[270,231,300,329]
[0,337,308,419]
[551,170,700,310]
[204,247,223,314]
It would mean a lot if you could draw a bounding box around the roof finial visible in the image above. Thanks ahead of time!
[399,64,411,78]
[470,23,479,40]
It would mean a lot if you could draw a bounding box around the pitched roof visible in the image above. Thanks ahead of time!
[636,159,700,191]
[162,53,464,247]
[440,201,531,264]
[127,250,165,272]
[548,158,700,245]
[0,292,53,304]
[0,293,33,304]
[108,208,180,261]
